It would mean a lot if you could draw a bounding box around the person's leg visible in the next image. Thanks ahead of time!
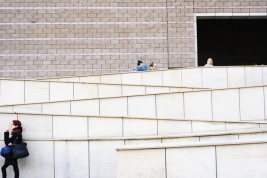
[13,165,19,178]
[1,164,9,178]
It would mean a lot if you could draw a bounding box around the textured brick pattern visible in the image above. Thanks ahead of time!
[0,0,267,78]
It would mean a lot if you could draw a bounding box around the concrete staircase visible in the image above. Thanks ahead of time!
[0,67,267,178]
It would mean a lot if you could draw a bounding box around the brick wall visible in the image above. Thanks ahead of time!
[0,0,266,78]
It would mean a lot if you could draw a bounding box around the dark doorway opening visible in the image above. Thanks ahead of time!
[197,19,267,66]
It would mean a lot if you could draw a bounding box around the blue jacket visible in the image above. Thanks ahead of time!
[137,65,148,71]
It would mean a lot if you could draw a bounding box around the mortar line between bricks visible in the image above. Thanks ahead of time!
[0,37,194,41]
[0,21,194,25]
[0,6,265,10]
[0,52,195,57]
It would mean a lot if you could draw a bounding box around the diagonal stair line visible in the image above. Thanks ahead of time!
[18,127,267,141]
[0,85,266,121]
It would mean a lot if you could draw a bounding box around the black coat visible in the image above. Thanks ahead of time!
[3,129,23,165]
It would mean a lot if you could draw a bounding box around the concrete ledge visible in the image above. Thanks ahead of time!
[116,138,267,150]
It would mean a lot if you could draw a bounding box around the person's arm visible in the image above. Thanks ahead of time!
[4,131,17,146]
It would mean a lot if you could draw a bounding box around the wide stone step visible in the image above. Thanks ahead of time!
[0,79,198,105]
[117,138,267,178]
[1,85,266,121]
[36,66,267,88]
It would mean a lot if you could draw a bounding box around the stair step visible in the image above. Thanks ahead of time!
[0,85,266,121]
[1,112,266,139]
[36,66,267,88]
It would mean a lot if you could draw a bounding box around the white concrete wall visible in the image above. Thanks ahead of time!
[0,79,196,105]
[2,86,266,121]
[1,112,267,178]
[117,141,267,178]
[38,66,267,88]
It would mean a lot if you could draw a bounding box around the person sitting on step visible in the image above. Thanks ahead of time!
[137,60,148,71]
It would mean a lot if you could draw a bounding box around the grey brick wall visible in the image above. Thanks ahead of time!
[0,0,266,78]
